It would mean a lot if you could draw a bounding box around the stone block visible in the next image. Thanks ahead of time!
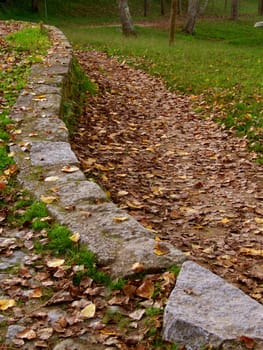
[163,261,263,350]
[30,141,79,166]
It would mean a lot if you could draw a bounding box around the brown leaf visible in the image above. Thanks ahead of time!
[136,279,154,299]
[16,328,37,340]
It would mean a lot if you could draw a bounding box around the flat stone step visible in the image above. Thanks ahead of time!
[163,261,263,350]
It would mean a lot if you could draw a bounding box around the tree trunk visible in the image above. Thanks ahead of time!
[230,0,238,20]
[169,0,177,45]
[119,0,136,36]
[144,0,148,17]
[183,0,199,34]
[259,0,263,15]
[199,0,209,14]
[224,0,228,11]
[161,0,165,15]
[32,0,40,13]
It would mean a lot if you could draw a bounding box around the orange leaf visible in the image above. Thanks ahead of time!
[239,335,255,349]
[154,242,170,256]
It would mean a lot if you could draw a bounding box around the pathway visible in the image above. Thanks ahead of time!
[72,50,263,304]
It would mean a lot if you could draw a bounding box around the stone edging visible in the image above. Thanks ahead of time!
[9,25,186,277]
[8,25,263,350]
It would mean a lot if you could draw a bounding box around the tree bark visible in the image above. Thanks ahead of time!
[144,0,148,17]
[161,0,165,15]
[183,0,199,34]
[119,0,136,36]
[230,0,238,20]
[169,0,177,45]
[259,0,263,16]
[32,0,40,13]
[199,0,209,14]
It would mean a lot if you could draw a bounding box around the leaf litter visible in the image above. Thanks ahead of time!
[72,50,263,304]
[1,20,262,348]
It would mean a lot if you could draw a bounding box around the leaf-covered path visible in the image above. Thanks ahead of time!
[72,50,263,304]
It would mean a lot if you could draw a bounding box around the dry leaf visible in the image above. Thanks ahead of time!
[131,262,144,272]
[29,287,42,298]
[0,299,15,310]
[221,218,231,224]
[80,303,96,318]
[239,335,255,349]
[46,258,65,268]
[113,216,128,222]
[61,165,79,173]
[117,190,129,196]
[154,242,170,256]
[44,176,59,182]
[254,217,263,224]
[40,195,57,204]
[136,279,154,299]
[16,328,37,340]
[240,247,263,257]
[70,232,80,243]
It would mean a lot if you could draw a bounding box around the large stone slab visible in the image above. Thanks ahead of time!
[163,261,263,350]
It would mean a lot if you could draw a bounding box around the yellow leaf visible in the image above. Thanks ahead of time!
[154,242,170,256]
[113,216,128,222]
[0,299,16,310]
[47,258,65,268]
[80,303,96,318]
[40,195,58,204]
[70,232,80,243]
[240,248,263,257]
[255,217,263,224]
[221,218,230,224]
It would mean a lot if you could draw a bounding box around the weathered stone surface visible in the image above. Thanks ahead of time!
[30,141,79,166]
[5,325,24,343]
[56,180,107,206]
[163,261,263,350]
[20,116,69,142]
[7,24,187,280]
[47,201,186,270]
[0,250,27,270]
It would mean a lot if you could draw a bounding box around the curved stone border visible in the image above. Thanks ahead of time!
[9,25,186,277]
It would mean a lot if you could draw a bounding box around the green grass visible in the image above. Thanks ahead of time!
[60,17,263,156]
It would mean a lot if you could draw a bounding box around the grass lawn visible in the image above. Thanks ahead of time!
[58,16,263,157]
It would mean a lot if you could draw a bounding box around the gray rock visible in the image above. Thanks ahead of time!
[5,325,24,343]
[163,261,263,350]
[47,308,67,324]
[30,141,79,166]
[47,201,186,271]
[56,180,107,206]
[0,250,27,270]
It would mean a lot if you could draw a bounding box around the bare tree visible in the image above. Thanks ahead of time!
[259,0,263,15]
[119,0,136,36]
[169,0,177,45]
[32,0,40,13]
[183,0,199,34]
[230,0,238,20]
